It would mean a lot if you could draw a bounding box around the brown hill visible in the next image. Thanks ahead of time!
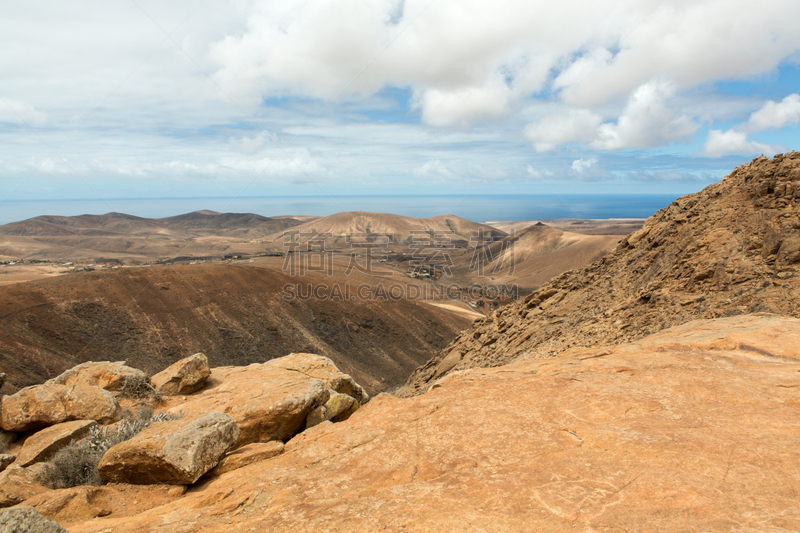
[0,212,303,263]
[0,264,473,396]
[402,152,800,394]
[269,211,506,244]
[450,222,621,291]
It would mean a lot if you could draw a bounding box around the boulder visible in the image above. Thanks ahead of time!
[0,383,119,432]
[98,411,239,485]
[50,361,146,393]
[305,392,359,429]
[324,391,359,421]
[205,441,284,477]
[151,353,211,395]
[0,506,67,533]
[16,420,97,467]
[0,465,49,508]
[0,455,14,473]
[267,353,369,404]
[167,354,353,447]
[0,430,15,454]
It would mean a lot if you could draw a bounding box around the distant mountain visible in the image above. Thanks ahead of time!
[0,211,306,263]
[0,211,301,237]
[268,211,507,244]
[402,152,800,395]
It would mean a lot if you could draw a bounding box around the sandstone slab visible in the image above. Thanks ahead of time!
[98,411,239,485]
[206,441,284,477]
[166,354,362,447]
[50,361,146,393]
[64,315,800,533]
[0,465,49,508]
[17,420,97,467]
[0,506,67,533]
[150,352,211,395]
[0,383,119,432]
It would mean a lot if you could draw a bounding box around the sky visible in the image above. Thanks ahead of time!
[1,0,800,212]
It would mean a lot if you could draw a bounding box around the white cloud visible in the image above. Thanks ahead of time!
[209,0,800,128]
[703,129,776,157]
[0,0,799,195]
[571,157,598,173]
[412,159,453,176]
[744,93,800,132]
[592,80,697,150]
[524,108,603,152]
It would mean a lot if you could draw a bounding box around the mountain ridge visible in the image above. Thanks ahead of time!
[402,152,800,394]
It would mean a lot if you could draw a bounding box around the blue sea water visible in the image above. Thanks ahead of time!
[0,194,681,226]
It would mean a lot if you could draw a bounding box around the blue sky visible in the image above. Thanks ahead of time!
[1,0,800,216]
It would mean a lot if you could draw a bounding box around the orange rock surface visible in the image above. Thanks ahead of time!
[57,314,799,532]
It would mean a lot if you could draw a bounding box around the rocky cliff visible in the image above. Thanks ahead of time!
[402,152,800,394]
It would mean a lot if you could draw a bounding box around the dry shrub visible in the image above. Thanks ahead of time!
[39,407,179,489]
[118,374,161,402]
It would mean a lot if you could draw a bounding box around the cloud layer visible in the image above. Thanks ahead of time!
[0,0,799,203]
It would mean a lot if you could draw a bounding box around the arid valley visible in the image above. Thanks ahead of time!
[0,154,798,532]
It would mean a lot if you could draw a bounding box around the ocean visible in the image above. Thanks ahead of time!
[0,194,681,226]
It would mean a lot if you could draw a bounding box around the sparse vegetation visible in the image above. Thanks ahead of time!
[118,373,161,402]
[39,407,180,489]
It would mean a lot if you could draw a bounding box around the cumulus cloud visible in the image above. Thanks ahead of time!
[592,80,697,150]
[208,0,800,129]
[744,93,800,132]
[703,129,776,157]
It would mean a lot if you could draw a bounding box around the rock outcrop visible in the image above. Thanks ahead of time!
[16,420,97,467]
[49,361,146,393]
[403,153,800,394]
[150,352,211,395]
[58,315,800,532]
[0,383,119,432]
[0,506,67,533]
[168,354,364,448]
[97,411,239,485]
